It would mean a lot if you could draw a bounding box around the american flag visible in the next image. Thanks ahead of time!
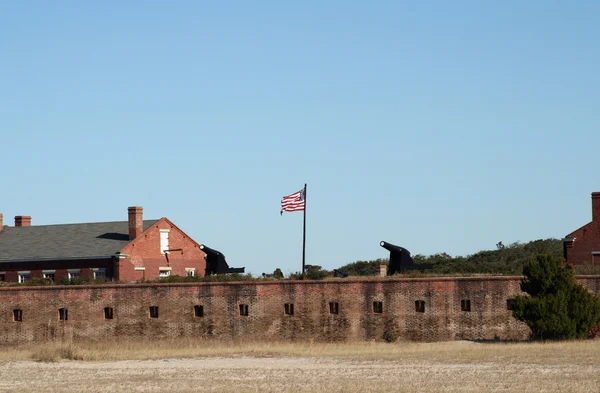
[281,187,305,215]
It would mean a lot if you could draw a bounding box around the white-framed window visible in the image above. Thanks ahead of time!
[92,268,106,279]
[185,268,195,277]
[18,271,30,284]
[159,267,171,277]
[160,230,170,254]
[68,269,80,280]
[43,270,56,281]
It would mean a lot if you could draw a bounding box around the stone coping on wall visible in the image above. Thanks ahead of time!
[1,275,599,292]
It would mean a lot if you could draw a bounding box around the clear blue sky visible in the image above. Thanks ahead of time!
[1,1,599,276]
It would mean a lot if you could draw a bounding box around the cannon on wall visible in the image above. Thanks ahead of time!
[380,241,432,275]
[200,244,245,275]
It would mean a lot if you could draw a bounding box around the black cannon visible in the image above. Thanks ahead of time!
[380,241,432,275]
[200,244,245,275]
[333,269,349,278]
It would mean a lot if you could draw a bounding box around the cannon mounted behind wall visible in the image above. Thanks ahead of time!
[380,241,433,275]
[200,244,245,275]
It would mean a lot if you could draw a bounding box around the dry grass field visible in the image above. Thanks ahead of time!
[0,339,599,392]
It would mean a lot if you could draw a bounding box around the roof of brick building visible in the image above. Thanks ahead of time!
[0,220,158,263]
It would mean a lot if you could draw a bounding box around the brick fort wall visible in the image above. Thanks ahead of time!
[1,276,600,345]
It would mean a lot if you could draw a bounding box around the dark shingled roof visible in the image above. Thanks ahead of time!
[0,220,158,263]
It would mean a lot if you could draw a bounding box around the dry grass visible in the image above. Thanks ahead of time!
[0,340,599,392]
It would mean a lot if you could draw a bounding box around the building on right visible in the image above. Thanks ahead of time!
[564,192,600,265]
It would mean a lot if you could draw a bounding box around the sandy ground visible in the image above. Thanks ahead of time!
[1,355,599,393]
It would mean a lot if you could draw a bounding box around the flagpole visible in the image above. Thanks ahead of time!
[302,183,307,276]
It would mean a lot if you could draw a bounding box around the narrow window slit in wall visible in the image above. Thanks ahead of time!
[284,303,294,315]
[415,300,425,313]
[329,302,339,314]
[239,304,249,316]
[194,305,204,317]
[59,308,68,321]
[104,307,113,319]
[373,301,383,314]
[149,306,159,318]
[506,299,515,311]
[461,299,471,312]
[13,309,22,322]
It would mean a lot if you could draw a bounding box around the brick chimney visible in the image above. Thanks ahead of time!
[14,216,31,227]
[128,206,143,240]
[593,192,600,226]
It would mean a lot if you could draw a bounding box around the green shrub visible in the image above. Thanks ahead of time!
[288,265,331,280]
[512,254,600,340]
[23,278,53,286]
[336,259,387,276]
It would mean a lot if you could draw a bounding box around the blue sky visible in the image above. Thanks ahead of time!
[1,1,599,276]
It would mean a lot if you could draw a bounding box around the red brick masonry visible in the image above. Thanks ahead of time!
[1,276,599,345]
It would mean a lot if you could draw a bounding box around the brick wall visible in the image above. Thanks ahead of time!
[7,276,600,345]
[117,218,206,281]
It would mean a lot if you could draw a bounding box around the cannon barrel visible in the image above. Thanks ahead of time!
[199,244,221,256]
[380,241,405,253]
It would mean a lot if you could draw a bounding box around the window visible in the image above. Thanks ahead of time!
[506,299,515,311]
[159,269,171,277]
[43,271,55,281]
[0,273,5,282]
[68,270,80,280]
[59,308,68,321]
[239,304,249,316]
[160,230,170,254]
[329,302,339,314]
[194,305,204,317]
[284,303,294,315]
[13,309,22,322]
[149,306,159,318]
[17,272,30,283]
[461,299,471,312]
[185,268,195,277]
[373,301,383,314]
[415,300,425,313]
[93,268,106,280]
[104,307,113,319]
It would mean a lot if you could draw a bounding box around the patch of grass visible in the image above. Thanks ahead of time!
[0,339,596,365]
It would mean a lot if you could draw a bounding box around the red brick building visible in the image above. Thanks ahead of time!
[0,207,207,282]
[564,192,600,265]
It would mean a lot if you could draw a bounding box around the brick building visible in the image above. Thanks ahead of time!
[564,192,600,265]
[0,207,207,282]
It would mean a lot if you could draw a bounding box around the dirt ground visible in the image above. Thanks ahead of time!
[1,353,599,393]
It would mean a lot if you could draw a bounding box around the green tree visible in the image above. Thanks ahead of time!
[512,254,600,340]
[336,259,387,276]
